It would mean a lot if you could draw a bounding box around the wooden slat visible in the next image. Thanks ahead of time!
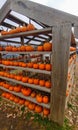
[0,0,11,24]
[11,0,78,26]
[0,27,52,40]
[0,51,52,55]
[7,14,27,25]
[0,39,21,44]
[1,22,16,29]
[0,86,50,108]
[0,76,50,93]
[0,64,51,75]
[50,23,71,125]
[74,26,78,39]
[70,51,76,55]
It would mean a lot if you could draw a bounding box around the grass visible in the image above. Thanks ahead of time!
[25,111,73,130]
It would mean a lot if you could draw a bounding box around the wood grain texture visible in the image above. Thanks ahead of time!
[0,0,11,24]
[50,23,71,125]
[11,0,78,26]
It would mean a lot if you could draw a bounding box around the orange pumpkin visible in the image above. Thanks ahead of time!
[24,100,30,107]
[43,108,50,116]
[28,102,36,110]
[26,23,35,31]
[36,94,43,103]
[14,97,20,103]
[9,86,14,91]
[33,79,39,85]
[9,95,15,101]
[21,25,27,32]
[21,88,31,96]
[21,63,27,67]
[35,105,43,113]
[31,91,36,98]
[19,99,25,105]
[43,96,49,104]
[14,86,21,92]
[27,62,33,68]
[16,76,22,81]
[45,64,52,71]
[28,78,34,84]
[45,81,51,88]
[43,42,52,51]
[20,45,26,51]
[37,46,43,51]
[22,76,29,83]
[39,80,45,86]
[26,45,34,51]
[39,64,45,70]
[33,64,39,69]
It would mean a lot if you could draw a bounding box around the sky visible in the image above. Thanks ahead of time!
[1,0,78,16]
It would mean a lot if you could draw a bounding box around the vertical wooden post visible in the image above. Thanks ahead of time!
[50,23,71,125]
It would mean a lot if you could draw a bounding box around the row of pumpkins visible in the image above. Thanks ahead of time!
[0,81,50,104]
[1,92,50,116]
[0,60,52,71]
[0,42,52,51]
[0,71,51,88]
[1,23,35,35]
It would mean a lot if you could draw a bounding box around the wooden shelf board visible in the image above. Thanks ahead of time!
[0,51,52,55]
[70,51,76,55]
[0,27,52,40]
[0,86,50,109]
[0,76,51,93]
[0,64,51,75]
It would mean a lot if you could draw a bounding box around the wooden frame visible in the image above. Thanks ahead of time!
[0,0,77,126]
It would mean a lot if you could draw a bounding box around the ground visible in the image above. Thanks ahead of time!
[0,56,78,130]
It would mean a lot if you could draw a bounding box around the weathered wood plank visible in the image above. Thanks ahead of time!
[0,27,52,39]
[11,0,78,26]
[50,23,71,125]
[74,26,78,39]
[0,0,11,24]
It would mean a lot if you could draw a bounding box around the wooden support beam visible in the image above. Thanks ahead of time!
[2,22,16,29]
[74,26,78,39]
[20,36,24,45]
[50,23,71,125]
[0,0,11,24]
[11,0,78,26]
[7,14,27,25]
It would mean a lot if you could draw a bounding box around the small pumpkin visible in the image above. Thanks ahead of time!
[39,64,45,70]
[39,80,45,86]
[33,64,39,69]
[31,91,36,98]
[35,105,43,113]
[45,81,51,88]
[33,79,39,85]
[9,86,14,91]
[26,23,35,31]
[43,96,49,104]
[37,46,43,51]
[43,108,50,116]
[28,78,34,84]
[19,99,25,105]
[28,102,36,110]
[36,94,43,103]
[25,100,30,107]
[45,64,52,71]
[14,97,20,103]
[43,42,52,51]
[26,45,34,51]
[27,62,33,68]
[22,76,29,83]
[20,45,26,51]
